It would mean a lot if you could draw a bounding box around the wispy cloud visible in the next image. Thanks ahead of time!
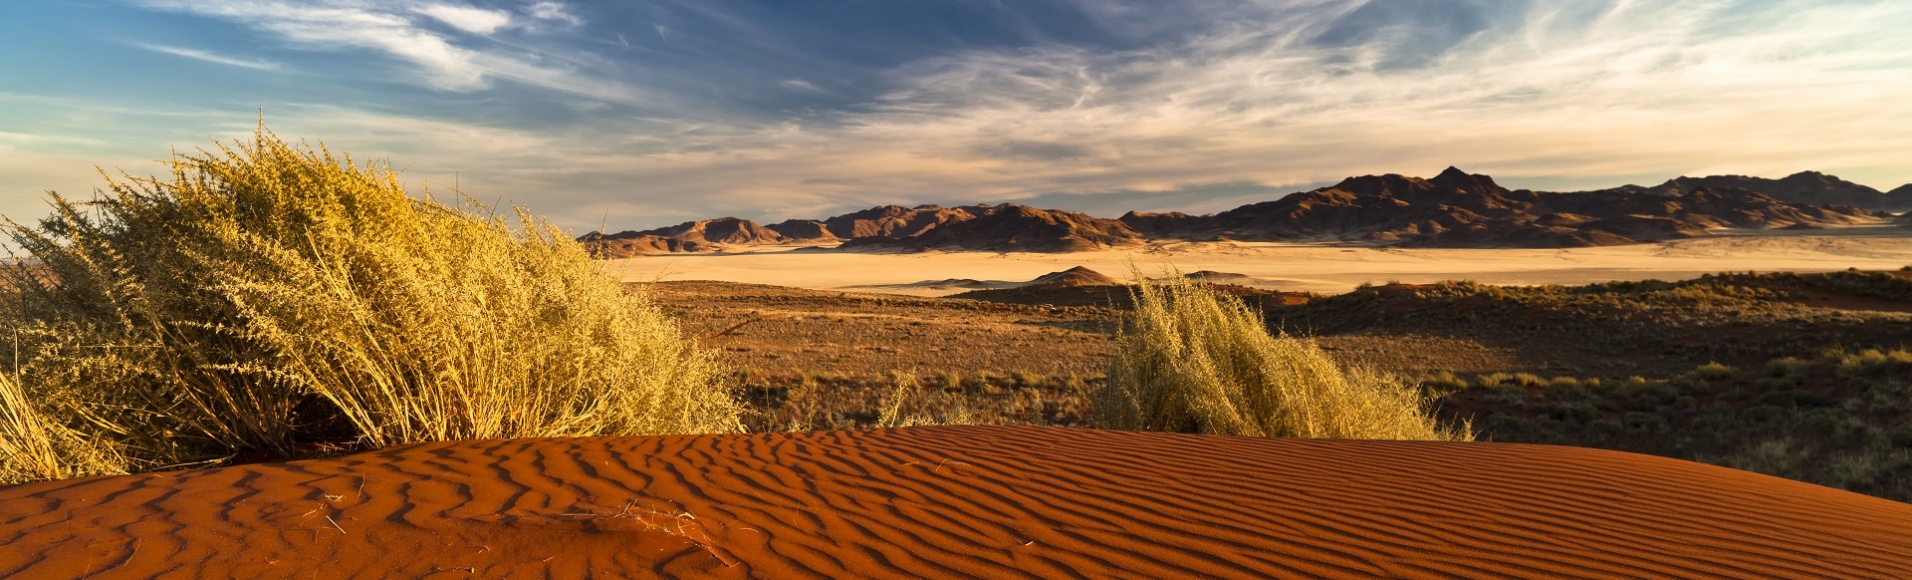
[129,0,633,101]
[526,2,583,28]
[135,43,281,71]
[412,4,511,35]
[135,0,490,90]
[779,79,826,94]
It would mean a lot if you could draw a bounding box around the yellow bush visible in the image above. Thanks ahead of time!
[1096,271,1468,441]
[0,125,740,478]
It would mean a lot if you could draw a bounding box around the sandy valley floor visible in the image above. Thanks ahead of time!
[606,229,1912,295]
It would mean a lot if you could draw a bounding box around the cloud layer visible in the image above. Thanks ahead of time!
[4,0,1910,231]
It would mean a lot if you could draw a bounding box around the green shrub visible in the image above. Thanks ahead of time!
[0,125,740,477]
[1510,373,1547,388]
[1095,271,1467,440]
[1834,349,1912,377]
[1765,357,1808,378]
[1621,412,1670,434]
[1419,370,1469,392]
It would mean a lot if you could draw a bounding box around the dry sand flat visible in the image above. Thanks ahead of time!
[5,427,1912,578]
[609,231,1912,295]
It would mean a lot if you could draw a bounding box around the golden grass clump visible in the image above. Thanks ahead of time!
[1095,271,1469,441]
[0,371,125,485]
[0,125,740,478]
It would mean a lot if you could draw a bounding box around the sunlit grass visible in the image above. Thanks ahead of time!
[0,124,740,483]
[0,371,125,485]
[1096,269,1469,441]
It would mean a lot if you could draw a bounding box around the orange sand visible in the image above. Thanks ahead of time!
[3,426,1910,578]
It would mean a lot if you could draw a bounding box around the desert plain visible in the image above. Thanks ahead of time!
[611,229,1912,295]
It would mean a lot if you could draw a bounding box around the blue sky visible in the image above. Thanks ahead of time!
[3,1,1909,232]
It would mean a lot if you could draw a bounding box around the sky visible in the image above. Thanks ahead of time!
[2,0,1909,232]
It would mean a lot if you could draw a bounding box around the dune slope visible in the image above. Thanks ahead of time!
[4,426,1911,578]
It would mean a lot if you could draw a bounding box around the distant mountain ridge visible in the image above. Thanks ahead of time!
[582,169,1902,257]
[1121,167,1885,248]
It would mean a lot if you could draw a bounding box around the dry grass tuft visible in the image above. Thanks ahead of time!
[1095,269,1469,441]
[875,373,976,428]
[0,371,125,484]
[0,124,739,480]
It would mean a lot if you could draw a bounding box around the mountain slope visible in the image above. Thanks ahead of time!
[842,204,1143,252]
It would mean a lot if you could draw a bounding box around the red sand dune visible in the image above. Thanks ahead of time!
[4,426,1911,578]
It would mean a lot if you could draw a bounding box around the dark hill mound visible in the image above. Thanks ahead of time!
[1027,266,1122,287]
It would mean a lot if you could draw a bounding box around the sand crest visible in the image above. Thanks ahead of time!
[4,426,1910,578]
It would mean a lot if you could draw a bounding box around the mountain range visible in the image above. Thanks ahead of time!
[582,169,1909,257]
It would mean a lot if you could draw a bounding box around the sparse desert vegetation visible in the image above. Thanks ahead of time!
[658,272,1912,502]
[1446,348,1912,501]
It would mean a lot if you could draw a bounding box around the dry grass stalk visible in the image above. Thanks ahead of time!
[0,371,125,484]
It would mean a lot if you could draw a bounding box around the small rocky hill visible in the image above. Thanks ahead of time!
[1027,266,1123,287]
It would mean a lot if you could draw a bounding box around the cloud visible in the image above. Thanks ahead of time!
[413,4,511,35]
[526,2,582,27]
[135,0,489,90]
[779,79,825,94]
[973,140,1096,162]
[129,0,638,101]
[134,43,281,70]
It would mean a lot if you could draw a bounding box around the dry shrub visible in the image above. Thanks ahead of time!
[1096,271,1469,441]
[0,125,739,478]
